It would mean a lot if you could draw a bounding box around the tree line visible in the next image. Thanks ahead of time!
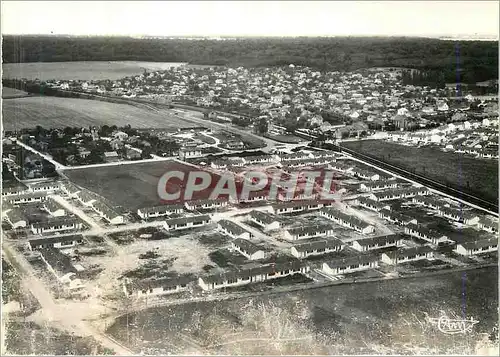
[3,36,498,83]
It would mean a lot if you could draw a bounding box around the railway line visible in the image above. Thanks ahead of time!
[328,143,499,215]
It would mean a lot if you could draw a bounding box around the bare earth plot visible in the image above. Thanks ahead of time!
[2,96,199,131]
[2,61,186,81]
[343,140,499,204]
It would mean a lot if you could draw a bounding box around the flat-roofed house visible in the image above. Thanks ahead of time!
[231,238,265,260]
[319,207,375,234]
[31,218,83,235]
[351,234,403,252]
[43,199,66,217]
[123,275,194,298]
[28,234,85,250]
[455,238,498,256]
[184,199,228,211]
[217,219,252,239]
[164,215,211,231]
[478,217,498,234]
[248,210,281,231]
[381,246,435,265]
[322,255,379,276]
[283,223,334,241]
[290,238,344,259]
[137,204,184,219]
[404,223,448,245]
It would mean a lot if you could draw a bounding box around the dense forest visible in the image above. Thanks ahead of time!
[2,36,498,83]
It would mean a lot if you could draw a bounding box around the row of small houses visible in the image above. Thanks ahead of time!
[209,151,339,170]
[358,193,498,235]
[68,186,125,225]
[136,199,229,220]
[412,195,496,229]
[122,242,446,299]
[123,260,312,297]
[330,161,385,181]
[2,180,61,197]
[3,198,83,235]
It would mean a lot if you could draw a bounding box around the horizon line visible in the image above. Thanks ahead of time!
[2,33,499,40]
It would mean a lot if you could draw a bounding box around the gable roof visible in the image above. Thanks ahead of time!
[232,238,264,255]
[353,234,403,247]
[292,238,343,252]
[31,217,81,229]
[384,245,434,259]
[321,207,372,229]
[325,255,378,269]
[138,204,184,213]
[286,223,333,236]
[218,219,249,235]
[249,210,280,224]
[165,215,211,226]
[458,238,498,250]
[29,234,84,246]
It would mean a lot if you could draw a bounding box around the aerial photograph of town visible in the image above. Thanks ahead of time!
[1,1,498,355]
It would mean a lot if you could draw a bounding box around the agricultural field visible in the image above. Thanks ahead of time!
[63,160,220,211]
[343,140,499,204]
[2,96,200,131]
[2,61,186,81]
[2,87,30,99]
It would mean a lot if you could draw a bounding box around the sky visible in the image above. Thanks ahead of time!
[1,1,499,38]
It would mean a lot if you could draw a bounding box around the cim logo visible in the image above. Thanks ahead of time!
[157,168,344,204]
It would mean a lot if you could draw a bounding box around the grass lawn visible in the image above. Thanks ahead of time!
[343,140,498,204]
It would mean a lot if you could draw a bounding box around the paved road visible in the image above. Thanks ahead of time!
[62,156,174,171]
[51,195,103,230]
[14,140,66,170]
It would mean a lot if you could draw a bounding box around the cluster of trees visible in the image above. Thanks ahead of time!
[3,36,497,83]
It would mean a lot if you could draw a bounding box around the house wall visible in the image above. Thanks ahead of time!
[455,244,498,256]
[322,261,379,275]
[31,222,83,235]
